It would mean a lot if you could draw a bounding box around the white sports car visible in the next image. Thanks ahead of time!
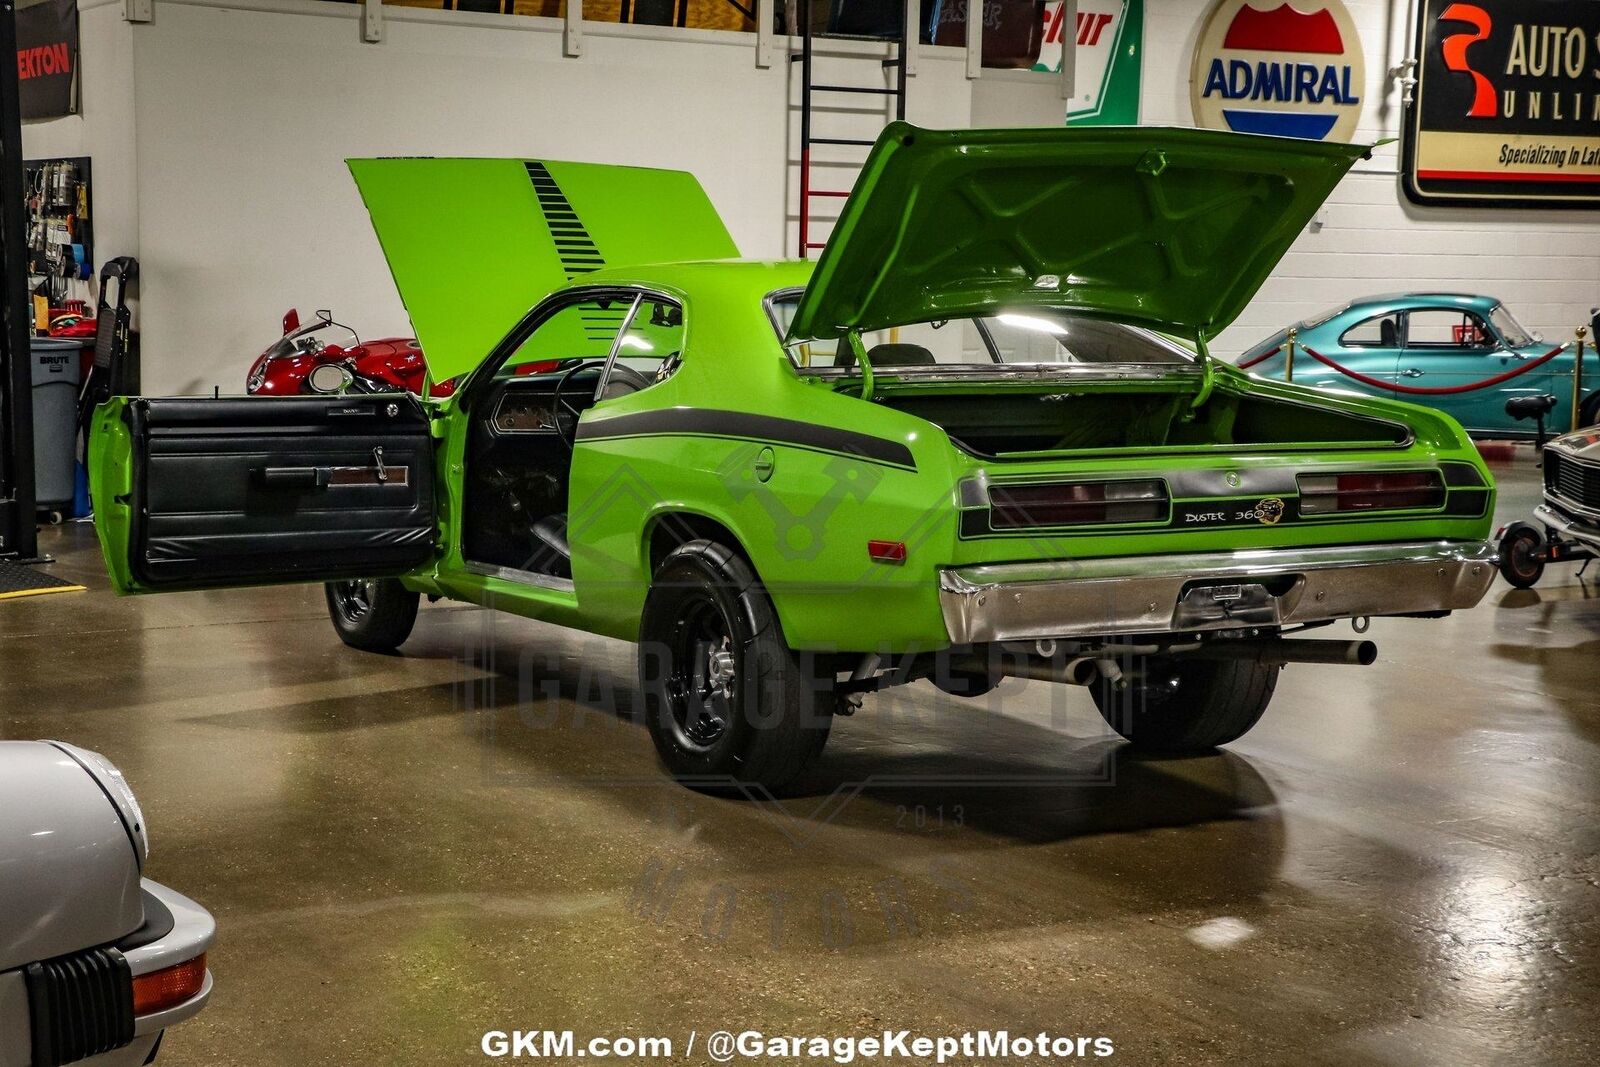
[0,741,214,1067]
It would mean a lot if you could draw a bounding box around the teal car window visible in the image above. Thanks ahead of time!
[1407,308,1494,350]
[1490,304,1536,347]
[1340,312,1401,348]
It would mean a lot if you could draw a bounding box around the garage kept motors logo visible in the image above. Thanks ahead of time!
[1191,0,1365,141]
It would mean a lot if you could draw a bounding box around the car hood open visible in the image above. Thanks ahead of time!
[347,158,738,385]
[786,124,1368,343]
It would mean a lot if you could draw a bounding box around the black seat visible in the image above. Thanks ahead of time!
[1506,394,1557,420]
[1506,393,1558,450]
[834,342,936,369]
[1379,318,1398,347]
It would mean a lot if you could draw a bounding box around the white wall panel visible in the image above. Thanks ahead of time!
[20,0,1600,390]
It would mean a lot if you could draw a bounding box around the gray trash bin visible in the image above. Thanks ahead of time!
[31,338,83,508]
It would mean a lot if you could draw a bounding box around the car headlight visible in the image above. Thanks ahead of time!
[49,742,149,865]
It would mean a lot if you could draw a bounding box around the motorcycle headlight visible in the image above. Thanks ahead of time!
[50,742,149,865]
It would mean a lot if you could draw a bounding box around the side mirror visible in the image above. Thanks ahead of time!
[282,308,300,335]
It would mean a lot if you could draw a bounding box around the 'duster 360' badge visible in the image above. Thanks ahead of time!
[1191,0,1366,142]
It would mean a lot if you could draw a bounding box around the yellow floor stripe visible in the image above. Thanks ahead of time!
[0,584,87,601]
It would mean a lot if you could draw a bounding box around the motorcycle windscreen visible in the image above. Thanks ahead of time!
[347,158,739,385]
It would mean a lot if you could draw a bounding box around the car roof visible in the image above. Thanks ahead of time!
[1347,292,1502,312]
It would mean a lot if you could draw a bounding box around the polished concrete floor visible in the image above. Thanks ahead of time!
[3,448,1597,1066]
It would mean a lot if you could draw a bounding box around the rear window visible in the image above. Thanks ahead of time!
[767,291,1194,372]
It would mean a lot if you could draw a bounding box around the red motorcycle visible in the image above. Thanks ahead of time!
[245,309,455,398]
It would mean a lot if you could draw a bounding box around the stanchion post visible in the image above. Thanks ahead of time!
[1574,325,1589,432]
[1285,327,1296,383]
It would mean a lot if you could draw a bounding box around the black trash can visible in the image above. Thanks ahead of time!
[31,338,83,508]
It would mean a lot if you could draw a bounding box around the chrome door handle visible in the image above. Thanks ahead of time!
[1402,368,1424,378]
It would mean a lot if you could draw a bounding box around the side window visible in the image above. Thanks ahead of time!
[1406,309,1494,350]
[493,298,631,380]
[1339,313,1401,348]
[600,296,685,399]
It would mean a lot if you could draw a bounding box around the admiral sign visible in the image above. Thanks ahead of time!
[1403,0,1600,206]
[1190,0,1366,141]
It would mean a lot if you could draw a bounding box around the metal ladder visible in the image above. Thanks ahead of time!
[792,6,911,258]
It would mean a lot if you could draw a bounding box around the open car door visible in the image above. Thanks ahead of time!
[89,395,436,594]
[90,156,739,595]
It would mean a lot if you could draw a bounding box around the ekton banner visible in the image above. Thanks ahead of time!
[17,0,79,121]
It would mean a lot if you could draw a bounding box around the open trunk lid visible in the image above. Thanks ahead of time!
[786,124,1367,343]
[347,158,738,384]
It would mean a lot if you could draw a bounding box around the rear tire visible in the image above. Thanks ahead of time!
[1497,523,1545,589]
[639,540,832,794]
[1091,656,1277,753]
[325,578,420,653]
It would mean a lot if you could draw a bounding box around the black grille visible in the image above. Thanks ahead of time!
[1546,452,1600,510]
[24,947,135,1067]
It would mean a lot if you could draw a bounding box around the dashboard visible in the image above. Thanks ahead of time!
[491,388,559,434]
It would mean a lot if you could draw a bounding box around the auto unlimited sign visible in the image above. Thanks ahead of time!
[1404,0,1600,205]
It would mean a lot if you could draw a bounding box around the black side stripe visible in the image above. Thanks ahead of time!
[578,409,917,470]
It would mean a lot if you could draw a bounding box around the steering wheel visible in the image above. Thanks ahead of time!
[549,360,655,450]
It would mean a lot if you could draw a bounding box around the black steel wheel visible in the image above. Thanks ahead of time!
[325,577,420,652]
[639,540,831,794]
[1091,655,1278,754]
[1497,523,1546,589]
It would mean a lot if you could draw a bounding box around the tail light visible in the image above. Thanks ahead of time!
[1298,470,1444,515]
[989,479,1166,528]
[132,954,207,1016]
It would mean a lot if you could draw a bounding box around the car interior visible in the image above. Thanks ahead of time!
[461,291,683,581]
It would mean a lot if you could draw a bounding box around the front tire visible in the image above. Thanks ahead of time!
[639,540,832,794]
[1497,523,1545,589]
[325,578,420,653]
[1091,656,1278,753]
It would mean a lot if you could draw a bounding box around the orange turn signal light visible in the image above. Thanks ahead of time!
[867,540,907,564]
[132,953,207,1016]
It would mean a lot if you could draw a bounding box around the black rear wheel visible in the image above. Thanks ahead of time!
[1091,656,1278,754]
[1497,523,1546,589]
[639,540,831,794]
[325,578,420,652]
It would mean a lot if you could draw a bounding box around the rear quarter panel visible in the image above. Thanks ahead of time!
[565,281,1492,654]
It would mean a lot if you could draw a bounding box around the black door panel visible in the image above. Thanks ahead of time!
[127,396,437,587]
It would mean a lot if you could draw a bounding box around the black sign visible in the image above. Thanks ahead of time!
[1403,0,1600,207]
[16,0,79,121]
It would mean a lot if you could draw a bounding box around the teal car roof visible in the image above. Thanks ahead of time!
[1344,293,1503,314]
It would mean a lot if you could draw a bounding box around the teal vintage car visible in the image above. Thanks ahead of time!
[1238,294,1595,438]
[87,126,1499,792]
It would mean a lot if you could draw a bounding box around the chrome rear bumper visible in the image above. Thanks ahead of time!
[939,540,1497,644]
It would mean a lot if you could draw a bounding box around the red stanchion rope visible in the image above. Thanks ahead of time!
[1236,345,1280,370]
[1298,343,1568,395]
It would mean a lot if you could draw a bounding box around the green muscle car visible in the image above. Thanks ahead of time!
[89,125,1498,791]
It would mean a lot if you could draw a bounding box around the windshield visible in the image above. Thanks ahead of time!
[768,292,1194,371]
[1490,303,1536,348]
[261,315,360,361]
